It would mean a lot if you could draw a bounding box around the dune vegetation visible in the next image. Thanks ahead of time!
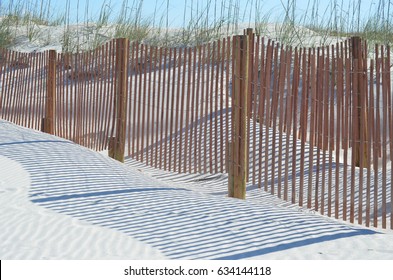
[0,0,392,50]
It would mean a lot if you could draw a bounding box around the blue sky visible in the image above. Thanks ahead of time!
[0,0,379,28]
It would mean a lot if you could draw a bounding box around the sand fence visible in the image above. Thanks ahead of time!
[0,30,392,229]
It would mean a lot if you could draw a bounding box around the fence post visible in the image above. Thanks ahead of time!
[110,38,129,163]
[351,36,368,167]
[228,35,249,199]
[43,49,56,134]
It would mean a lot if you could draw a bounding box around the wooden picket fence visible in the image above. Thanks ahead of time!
[0,30,392,229]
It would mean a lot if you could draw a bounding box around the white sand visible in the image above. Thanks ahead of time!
[1,119,393,260]
[0,121,165,259]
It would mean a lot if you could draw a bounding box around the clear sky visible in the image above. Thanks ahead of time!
[0,0,381,28]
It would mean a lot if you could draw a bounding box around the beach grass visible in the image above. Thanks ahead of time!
[0,0,392,50]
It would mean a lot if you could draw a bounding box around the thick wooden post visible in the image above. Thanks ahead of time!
[351,36,368,167]
[43,49,56,134]
[110,38,129,162]
[228,35,249,199]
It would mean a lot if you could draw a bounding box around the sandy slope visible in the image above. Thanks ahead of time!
[4,22,346,53]
[0,121,166,259]
[1,120,393,260]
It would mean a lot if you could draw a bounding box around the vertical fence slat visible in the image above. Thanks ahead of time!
[0,49,6,118]
[11,52,20,125]
[278,46,289,198]
[28,53,35,129]
[283,46,293,201]
[196,46,202,172]
[291,48,300,204]
[328,46,335,218]
[155,47,163,168]
[382,46,388,229]
[388,47,393,230]
[70,53,76,143]
[257,38,266,189]
[80,52,87,146]
[373,49,380,227]
[84,51,90,148]
[10,51,18,124]
[210,41,221,173]
[342,56,351,221]
[321,53,329,215]
[169,48,176,168]
[270,43,280,196]
[84,49,92,149]
[141,45,149,163]
[175,48,182,172]
[88,49,95,149]
[91,48,98,150]
[219,39,225,173]
[307,49,316,209]
[190,46,197,173]
[203,43,210,173]
[30,52,38,130]
[151,46,158,164]
[100,43,107,150]
[206,43,212,173]
[250,37,262,185]
[315,49,325,213]
[146,45,153,166]
[55,52,61,137]
[164,48,172,170]
[366,59,374,227]
[350,59,358,224]
[225,37,231,174]
[25,53,33,129]
[174,48,181,172]
[13,53,22,125]
[97,45,105,150]
[136,44,143,161]
[335,54,343,219]
[264,41,274,193]
[168,48,176,171]
[189,47,196,172]
[4,51,13,122]
[180,47,187,173]
[299,48,308,206]
[215,41,220,174]
[358,52,367,225]
[160,47,168,170]
[20,54,28,126]
[130,43,137,158]
[185,48,192,173]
